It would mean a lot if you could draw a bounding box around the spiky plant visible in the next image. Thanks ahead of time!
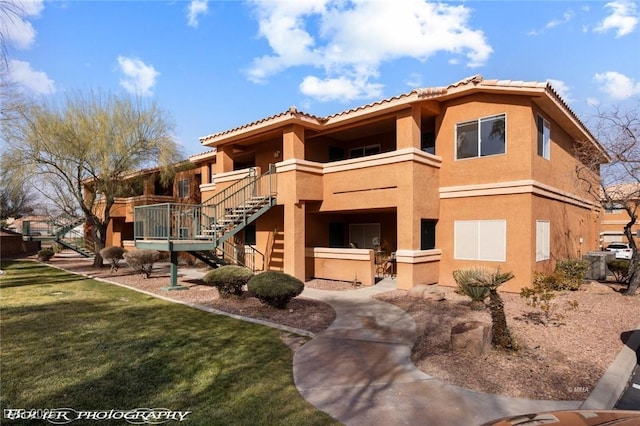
[453,267,517,350]
[453,269,489,310]
[476,267,516,351]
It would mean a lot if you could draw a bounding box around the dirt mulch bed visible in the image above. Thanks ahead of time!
[374,282,640,400]
[44,255,336,334]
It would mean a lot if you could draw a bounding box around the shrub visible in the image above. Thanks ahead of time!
[453,269,489,310]
[607,259,630,283]
[247,271,304,309]
[124,250,160,278]
[553,259,589,291]
[37,248,55,262]
[203,265,253,298]
[99,246,127,273]
[520,272,580,326]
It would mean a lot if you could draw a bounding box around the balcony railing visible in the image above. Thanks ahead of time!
[134,165,277,244]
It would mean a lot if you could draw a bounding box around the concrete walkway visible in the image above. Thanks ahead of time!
[294,280,580,426]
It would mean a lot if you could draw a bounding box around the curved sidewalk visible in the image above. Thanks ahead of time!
[293,280,580,426]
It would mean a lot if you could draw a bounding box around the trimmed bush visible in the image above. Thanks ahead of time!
[37,248,55,262]
[99,246,127,273]
[203,265,253,298]
[247,271,304,309]
[607,259,630,283]
[123,250,160,278]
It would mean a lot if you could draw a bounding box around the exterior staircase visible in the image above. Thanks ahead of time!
[134,166,276,271]
[22,214,92,257]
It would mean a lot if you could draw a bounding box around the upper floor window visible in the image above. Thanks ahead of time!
[177,179,189,198]
[349,144,380,159]
[537,115,551,160]
[455,114,506,160]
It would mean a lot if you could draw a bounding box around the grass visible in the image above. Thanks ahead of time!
[0,260,339,425]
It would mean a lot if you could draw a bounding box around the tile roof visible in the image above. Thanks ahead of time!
[196,75,601,156]
[199,106,326,144]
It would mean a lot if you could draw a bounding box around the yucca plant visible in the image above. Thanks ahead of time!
[452,267,517,351]
[453,269,489,310]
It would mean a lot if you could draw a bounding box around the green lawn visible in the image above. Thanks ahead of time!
[0,260,339,425]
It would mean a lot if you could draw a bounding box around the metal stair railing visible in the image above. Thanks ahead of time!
[134,165,277,244]
[217,238,265,272]
[201,168,258,206]
[200,165,277,246]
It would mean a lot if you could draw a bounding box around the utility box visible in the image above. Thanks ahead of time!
[583,251,615,281]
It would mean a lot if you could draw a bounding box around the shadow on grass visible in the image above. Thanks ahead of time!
[1,260,92,289]
[0,260,338,425]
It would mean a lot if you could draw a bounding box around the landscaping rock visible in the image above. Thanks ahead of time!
[408,284,446,301]
[450,321,492,356]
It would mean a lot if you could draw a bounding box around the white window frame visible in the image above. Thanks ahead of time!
[455,113,507,160]
[537,115,551,160]
[454,220,506,262]
[536,220,550,261]
[348,223,381,249]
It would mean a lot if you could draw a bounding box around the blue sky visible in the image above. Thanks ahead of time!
[5,0,640,156]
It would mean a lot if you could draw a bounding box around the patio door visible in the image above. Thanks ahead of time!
[348,223,380,249]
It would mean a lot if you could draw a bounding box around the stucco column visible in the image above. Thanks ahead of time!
[215,144,234,173]
[396,105,421,150]
[284,201,306,281]
[283,124,305,160]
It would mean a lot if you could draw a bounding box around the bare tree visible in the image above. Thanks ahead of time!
[2,91,183,266]
[576,99,640,296]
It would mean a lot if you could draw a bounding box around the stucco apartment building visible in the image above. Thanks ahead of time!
[600,183,640,247]
[131,75,607,292]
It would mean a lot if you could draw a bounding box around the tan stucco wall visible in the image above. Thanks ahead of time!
[305,247,376,285]
[438,192,599,292]
[437,94,534,187]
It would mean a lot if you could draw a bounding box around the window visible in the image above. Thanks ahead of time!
[536,220,550,261]
[421,219,437,250]
[349,144,380,159]
[348,223,380,249]
[454,220,506,261]
[177,179,189,198]
[456,114,506,159]
[244,225,256,246]
[421,132,435,155]
[537,115,550,159]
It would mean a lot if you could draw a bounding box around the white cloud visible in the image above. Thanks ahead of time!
[546,79,574,104]
[117,56,159,97]
[546,10,574,29]
[300,75,384,101]
[187,0,208,28]
[2,0,45,49]
[594,1,638,37]
[247,0,492,102]
[8,59,54,94]
[594,71,640,100]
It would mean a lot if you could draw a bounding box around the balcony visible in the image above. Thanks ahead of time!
[276,147,442,211]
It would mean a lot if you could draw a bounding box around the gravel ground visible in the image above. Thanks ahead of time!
[42,253,640,401]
